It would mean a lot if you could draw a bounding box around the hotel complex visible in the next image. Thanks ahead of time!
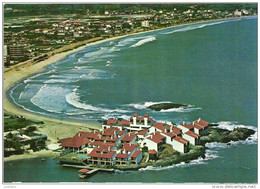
[59,113,209,165]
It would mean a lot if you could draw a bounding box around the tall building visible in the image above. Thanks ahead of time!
[8,45,25,60]
[141,20,150,28]
[4,45,10,66]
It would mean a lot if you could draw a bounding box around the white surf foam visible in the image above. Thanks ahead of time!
[163,21,226,34]
[65,90,129,113]
[160,105,201,113]
[213,121,257,132]
[30,84,71,114]
[138,148,218,172]
[127,101,172,109]
[116,36,147,47]
[130,36,156,48]
[24,70,56,83]
[127,102,200,113]
[44,79,79,84]
[101,114,131,120]
[9,83,50,116]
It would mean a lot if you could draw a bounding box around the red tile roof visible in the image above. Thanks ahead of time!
[173,136,189,144]
[119,120,130,126]
[103,127,119,136]
[172,126,182,134]
[60,132,90,148]
[58,137,71,143]
[88,149,116,159]
[116,153,129,159]
[179,122,194,130]
[123,143,139,152]
[86,131,101,139]
[133,113,138,117]
[96,145,114,153]
[90,141,103,146]
[162,131,178,138]
[121,133,136,142]
[148,149,157,154]
[117,130,126,136]
[185,131,200,138]
[131,150,142,158]
[144,114,149,118]
[102,142,116,147]
[153,122,166,131]
[137,129,149,136]
[151,131,166,140]
[147,135,163,144]
[194,124,203,130]
[194,119,209,128]
[78,169,90,173]
[107,119,118,125]
[106,137,119,142]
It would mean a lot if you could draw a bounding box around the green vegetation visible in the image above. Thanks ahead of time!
[4,116,36,132]
[4,114,47,157]
[4,4,257,17]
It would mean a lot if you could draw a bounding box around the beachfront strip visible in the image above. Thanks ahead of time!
[58,114,209,166]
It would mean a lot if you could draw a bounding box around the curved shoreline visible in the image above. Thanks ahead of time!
[4,16,256,131]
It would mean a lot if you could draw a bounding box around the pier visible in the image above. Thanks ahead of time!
[62,164,114,178]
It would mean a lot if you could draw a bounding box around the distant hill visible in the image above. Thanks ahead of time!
[4,3,257,17]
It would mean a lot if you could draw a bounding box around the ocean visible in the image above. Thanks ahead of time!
[5,17,257,183]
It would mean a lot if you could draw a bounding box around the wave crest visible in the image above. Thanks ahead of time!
[66,89,129,113]
[130,36,156,48]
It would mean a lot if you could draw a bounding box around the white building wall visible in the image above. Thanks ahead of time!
[183,134,195,145]
[171,140,184,153]
[194,127,208,136]
[194,128,199,135]
[144,138,158,151]
[177,125,189,133]
[148,127,156,134]
[161,133,172,144]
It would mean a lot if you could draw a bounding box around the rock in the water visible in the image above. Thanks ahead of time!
[148,103,187,111]
[201,127,255,144]
[228,128,255,141]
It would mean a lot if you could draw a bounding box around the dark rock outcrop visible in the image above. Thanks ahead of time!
[147,103,187,111]
[200,127,255,145]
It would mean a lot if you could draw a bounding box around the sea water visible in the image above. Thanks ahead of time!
[5,17,257,183]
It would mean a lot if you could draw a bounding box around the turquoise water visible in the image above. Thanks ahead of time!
[5,17,257,183]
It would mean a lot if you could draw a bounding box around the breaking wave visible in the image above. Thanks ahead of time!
[116,35,150,47]
[30,84,70,114]
[101,114,131,121]
[65,89,129,113]
[127,101,172,109]
[160,105,201,113]
[127,102,201,113]
[130,36,156,48]
[163,21,227,34]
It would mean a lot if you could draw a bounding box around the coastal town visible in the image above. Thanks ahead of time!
[4,4,256,67]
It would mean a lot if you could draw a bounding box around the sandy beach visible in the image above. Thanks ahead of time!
[4,16,254,162]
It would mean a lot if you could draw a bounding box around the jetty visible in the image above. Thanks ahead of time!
[62,164,114,179]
